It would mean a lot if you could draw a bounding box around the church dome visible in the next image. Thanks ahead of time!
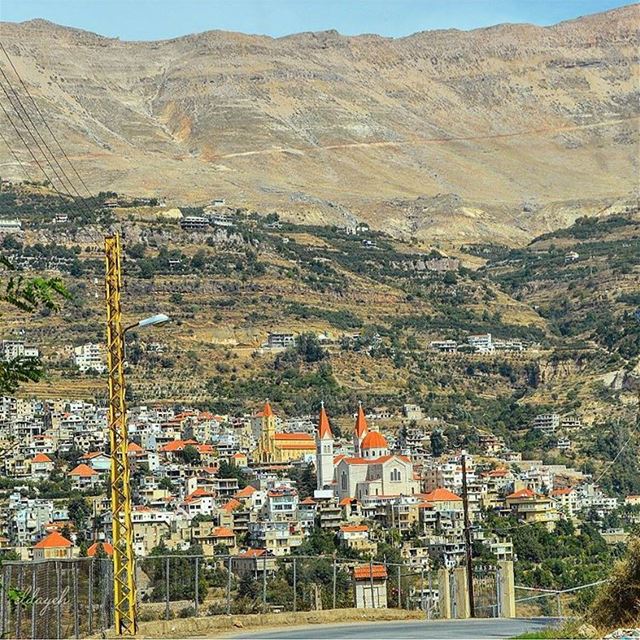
[361,431,388,450]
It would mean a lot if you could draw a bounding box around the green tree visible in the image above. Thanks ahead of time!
[295,333,326,363]
[0,258,69,393]
[68,497,91,531]
[179,445,201,466]
[218,460,249,489]
[430,430,446,457]
[288,463,316,499]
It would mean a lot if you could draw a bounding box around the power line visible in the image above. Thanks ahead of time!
[0,125,33,182]
[0,65,94,218]
[0,41,97,207]
[0,89,103,248]
[0,91,64,198]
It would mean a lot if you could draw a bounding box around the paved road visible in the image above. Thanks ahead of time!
[230,617,558,639]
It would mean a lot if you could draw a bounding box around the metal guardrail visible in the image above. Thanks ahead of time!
[514,580,608,618]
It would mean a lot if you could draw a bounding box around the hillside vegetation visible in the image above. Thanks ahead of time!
[1,183,638,491]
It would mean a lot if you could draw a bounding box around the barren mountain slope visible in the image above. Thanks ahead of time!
[0,5,638,243]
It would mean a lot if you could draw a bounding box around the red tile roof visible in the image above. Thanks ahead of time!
[238,548,266,558]
[34,531,72,549]
[185,488,214,502]
[353,564,387,580]
[196,444,214,454]
[484,469,509,477]
[160,439,198,452]
[212,527,235,538]
[32,453,53,464]
[340,524,368,533]
[87,542,113,557]
[422,488,462,502]
[80,451,106,460]
[69,463,98,477]
[235,485,256,498]
[551,488,573,496]
[221,498,241,513]
[273,433,314,441]
[341,457,369,465]
[507,488,538,500]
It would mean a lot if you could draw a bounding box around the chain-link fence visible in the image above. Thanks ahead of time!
[135,555,442,621]
[1,554,482,638]
[0,557,113,639]
[473,566,499,618]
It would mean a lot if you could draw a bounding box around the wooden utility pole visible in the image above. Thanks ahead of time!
[461,453,475,617]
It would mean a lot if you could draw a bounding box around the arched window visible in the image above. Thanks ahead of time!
[341,472,347,490]
[391,468,401,482]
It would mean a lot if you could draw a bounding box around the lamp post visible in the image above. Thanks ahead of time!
[105,230,171,636]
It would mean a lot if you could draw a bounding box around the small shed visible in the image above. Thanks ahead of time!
[353,564,388,609]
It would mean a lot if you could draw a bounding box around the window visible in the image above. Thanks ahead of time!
[341,473,347,490]
[390,468,401,482]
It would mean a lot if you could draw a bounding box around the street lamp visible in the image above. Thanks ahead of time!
[124,313,170,333]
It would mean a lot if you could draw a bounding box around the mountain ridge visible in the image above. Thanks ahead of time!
[10,4,638,42]
[0,5,638,244]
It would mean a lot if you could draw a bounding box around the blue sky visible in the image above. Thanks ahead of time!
[0,1,634,40]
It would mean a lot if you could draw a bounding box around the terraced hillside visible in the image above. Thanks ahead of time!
[2,185,638,489]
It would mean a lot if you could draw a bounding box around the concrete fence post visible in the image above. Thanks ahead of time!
[397,565,402,609]
[438,567,451,619]
[453,566,470,619]
[497,560,516,618]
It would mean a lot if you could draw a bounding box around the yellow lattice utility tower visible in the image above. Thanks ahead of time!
[105,233,138,635]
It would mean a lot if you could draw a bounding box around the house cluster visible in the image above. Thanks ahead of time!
[0,396,631,574]
[0,218,22,234]
[430,333,526,354]
[0,340,39,361]
[73,343,106,374]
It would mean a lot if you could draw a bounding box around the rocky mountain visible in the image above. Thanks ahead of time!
[0,5,638,243]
